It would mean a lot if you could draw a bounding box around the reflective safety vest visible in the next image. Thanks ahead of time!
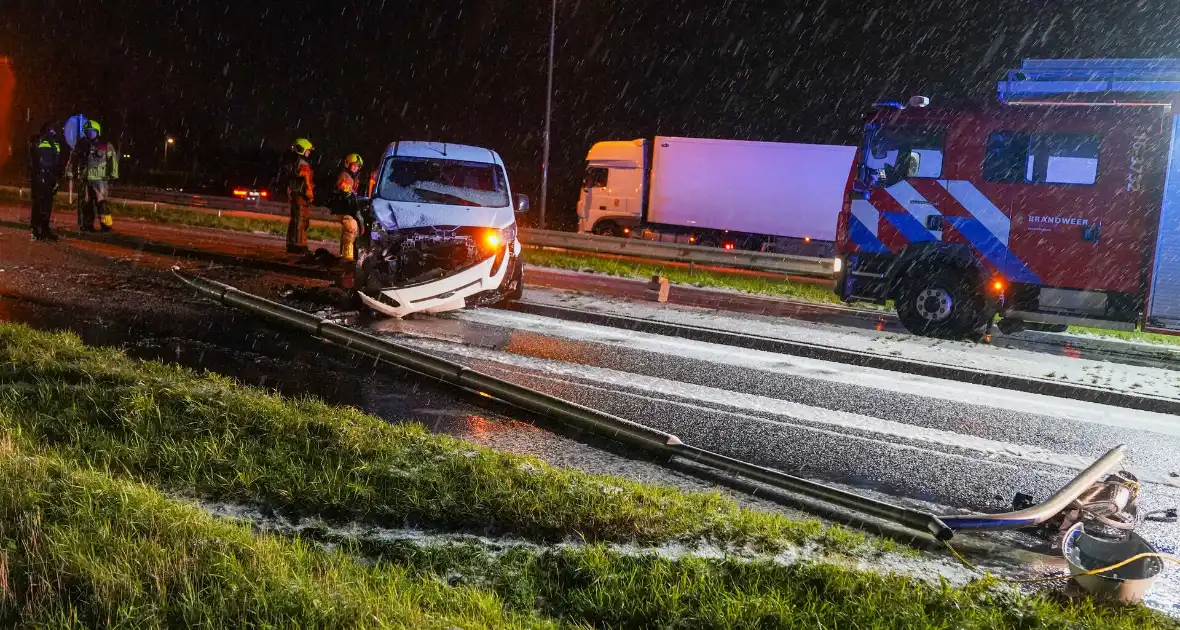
[85,141,119,182]
[31,138,61,176]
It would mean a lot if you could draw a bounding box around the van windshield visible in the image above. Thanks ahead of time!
[376,157,510,208]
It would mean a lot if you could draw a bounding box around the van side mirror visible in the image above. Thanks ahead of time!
[516,194,531,214]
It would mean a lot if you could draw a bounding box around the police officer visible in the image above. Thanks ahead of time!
[282,138,315,254]
[72,120,119,232]
[28,123,65,241]
[330,153,364,262]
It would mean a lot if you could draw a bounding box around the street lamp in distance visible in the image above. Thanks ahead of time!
[540,0,556,230]
[164,137,175,166]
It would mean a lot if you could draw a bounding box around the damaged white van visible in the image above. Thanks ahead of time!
[355,141,526,318]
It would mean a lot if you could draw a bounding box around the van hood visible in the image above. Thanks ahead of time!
[372,198,515,232]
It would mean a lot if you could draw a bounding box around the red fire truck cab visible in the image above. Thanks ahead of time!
[835,59,1180,339]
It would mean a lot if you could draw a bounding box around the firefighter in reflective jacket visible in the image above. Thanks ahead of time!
[72,120,118,232]
[284,138,315,254]
[330,153,364,262]
[28,123,65,241]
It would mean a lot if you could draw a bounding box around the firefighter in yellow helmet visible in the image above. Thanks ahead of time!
[329,153,364,262]
[282,137,315,254]
[72,120,119,232]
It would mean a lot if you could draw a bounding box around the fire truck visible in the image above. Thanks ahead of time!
[835,58,1180,339]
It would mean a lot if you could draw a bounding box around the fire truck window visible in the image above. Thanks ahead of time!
[584,167,609,189]
[983,132,1030,183]
[866,129,944,180]
[1036,133,1100,185]
[984,131,1099,185]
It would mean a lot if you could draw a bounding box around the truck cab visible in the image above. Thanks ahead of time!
[577,139,647,237]
[837,59,1180,339]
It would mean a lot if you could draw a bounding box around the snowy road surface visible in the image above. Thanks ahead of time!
[522,288,1180,401]
[360,302,1180,614]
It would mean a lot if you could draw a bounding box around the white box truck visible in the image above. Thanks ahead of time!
[576,136,857,256]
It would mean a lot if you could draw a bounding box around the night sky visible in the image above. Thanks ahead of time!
[4,0,1180,227]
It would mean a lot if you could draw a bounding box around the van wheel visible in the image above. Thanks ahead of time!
[502,257,524,302]
[896,269,985,340]
[593,221,623,237]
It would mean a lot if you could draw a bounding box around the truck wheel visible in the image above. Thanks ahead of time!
[1027,322,1069,333]
[997,318,1027,335]
[896,269,985,340]
[593,221,623,237]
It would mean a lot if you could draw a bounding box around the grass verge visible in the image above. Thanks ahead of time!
[1,322,1178,628]
[340,538,1178,630]
[6,453,1177,629]
[524,247,843,304]
[106,200,344,243]
[1067,325,1180,349]
[0,321,857,553]
[0,449,550,629]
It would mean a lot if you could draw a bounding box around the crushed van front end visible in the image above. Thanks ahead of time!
[357,224,521,318]
[354,141,524,318]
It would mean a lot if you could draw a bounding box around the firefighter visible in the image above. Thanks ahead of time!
[282,138,316,254]
[330,153,364,262]
[27,123,65,241]
[73,120,118,233]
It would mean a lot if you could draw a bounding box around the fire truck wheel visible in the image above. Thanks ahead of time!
[896,269,986,340]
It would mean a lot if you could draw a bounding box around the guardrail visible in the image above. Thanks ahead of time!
[520,228,835,278]
[118,187,291,215]
[1,184,834,278]
[0,184,331,219]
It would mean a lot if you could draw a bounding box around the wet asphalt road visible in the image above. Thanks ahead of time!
[363,306,1180,558]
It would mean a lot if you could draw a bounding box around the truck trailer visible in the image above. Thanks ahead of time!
[836,58,1180,339]
[577,136,857,257]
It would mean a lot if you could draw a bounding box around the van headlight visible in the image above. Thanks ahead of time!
[479,224,517,256]
[833,256,844,274]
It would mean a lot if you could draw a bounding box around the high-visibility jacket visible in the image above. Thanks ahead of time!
[329,169,360,216]
[29,134,63,182]
[285,156,314,203]
[81,139,119,182]
[336,170,356,194]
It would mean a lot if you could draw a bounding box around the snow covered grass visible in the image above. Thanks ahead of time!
[0,321,859,552]
[2,322,1178,627]
[524,246,843,304]
[0,449,544,628]
[1068,325,1180,348]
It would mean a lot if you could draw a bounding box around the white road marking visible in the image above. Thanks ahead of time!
[390,334,1178,484]
[453,308,1180,439]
